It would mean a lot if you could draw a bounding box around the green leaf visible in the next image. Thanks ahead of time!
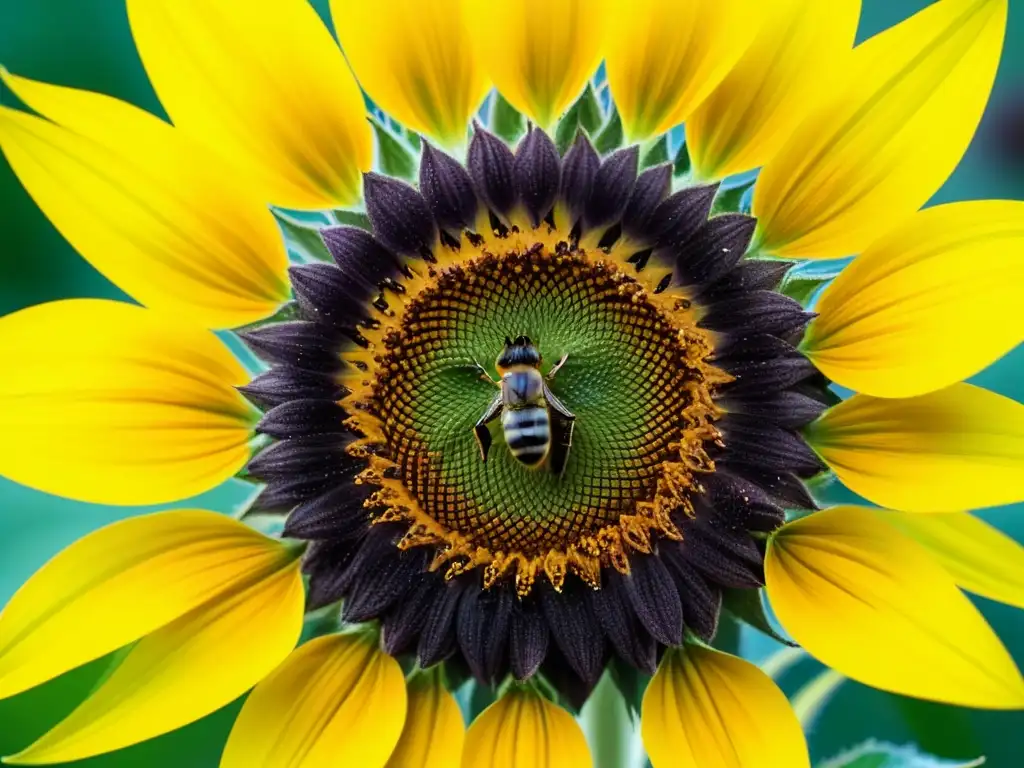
[759,645,808,681]
[273,210,333,263]
[818,741,985,768]
[593,107,624,155]
[672,140,691,177]
[491,92,527,145]
[640,136,670,169]
[370,116,417,180]
[791,668,844,729]
[554,84,603,154]
[721,588,797,647]
[85,643,138,697]
[332,209,372,230]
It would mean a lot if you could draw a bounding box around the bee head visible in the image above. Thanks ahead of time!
[496,335,541,369]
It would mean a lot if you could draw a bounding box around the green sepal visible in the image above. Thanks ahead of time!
[720,587,797,647]
[404,127,422,151]
[818,741,986,768]
[491,92,527,145]
[711,177,756,215]
[672,140,691,177]
[593,106,624,155]
[775,255,852,307]
[524,672,588,717]
[710,611,742,655]
[239,512,286,537]
[576,85,604,135]
[370,116,417,180]
[608,656,651,723]
[554,84,603,154]
[778,274,831,307]
[233,433,274,484]
[454,677,499,722]
[639,135,670,169]
[273,210,333,263]
[298,603,343,645]
[442,661,472,694]
[332,209,372,230]
[234,300,302,336]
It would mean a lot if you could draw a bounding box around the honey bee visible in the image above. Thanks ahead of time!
[473,335,575,476]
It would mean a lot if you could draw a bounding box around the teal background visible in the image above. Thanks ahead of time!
[0,1,1021,765]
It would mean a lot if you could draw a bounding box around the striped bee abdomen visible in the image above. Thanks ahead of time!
[502,406,551,466]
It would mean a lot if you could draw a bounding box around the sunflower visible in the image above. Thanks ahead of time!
[1,0,1022,766]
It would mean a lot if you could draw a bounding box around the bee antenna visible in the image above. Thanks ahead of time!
[504,335,513,347]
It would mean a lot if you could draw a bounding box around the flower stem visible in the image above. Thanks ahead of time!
[580,671,639,768]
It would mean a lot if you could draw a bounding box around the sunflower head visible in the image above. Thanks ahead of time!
[240,122,827,697]
[0,0,1021,766]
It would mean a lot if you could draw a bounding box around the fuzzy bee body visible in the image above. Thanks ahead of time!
[473,336,575,476]
[500,370,551,466]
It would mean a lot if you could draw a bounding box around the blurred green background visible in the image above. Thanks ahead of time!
[0,1,1022,765]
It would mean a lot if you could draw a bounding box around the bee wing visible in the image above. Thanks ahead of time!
[544,384,575,477]
[548,412,575,478]
[473,392,503,462]
[543,384,575,421]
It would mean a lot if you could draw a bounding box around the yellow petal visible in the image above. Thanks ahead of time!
[463,0,603,131]
[127,0,372,209]
[386,669,465,768]
[5,556,304,764]
[688,0,861,179]
[806,384,1024,513]
[754,0,1008,258]
[332,0,489,148]
[0,74,288,329]
[0,510,294,700]
[766,506,1024,709]
[804,201,1024,397]
[221,634,406,768]
[603,0,760,142]
[0,299,256,505]
[874,510,1024,610]
[462,688,591,768]
[641,644,809,768]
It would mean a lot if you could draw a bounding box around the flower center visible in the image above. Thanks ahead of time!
[345,235,724,595]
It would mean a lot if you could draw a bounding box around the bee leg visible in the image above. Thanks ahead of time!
[473,394,503,462]
[546,354,569,380]
[473,361,499,385]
